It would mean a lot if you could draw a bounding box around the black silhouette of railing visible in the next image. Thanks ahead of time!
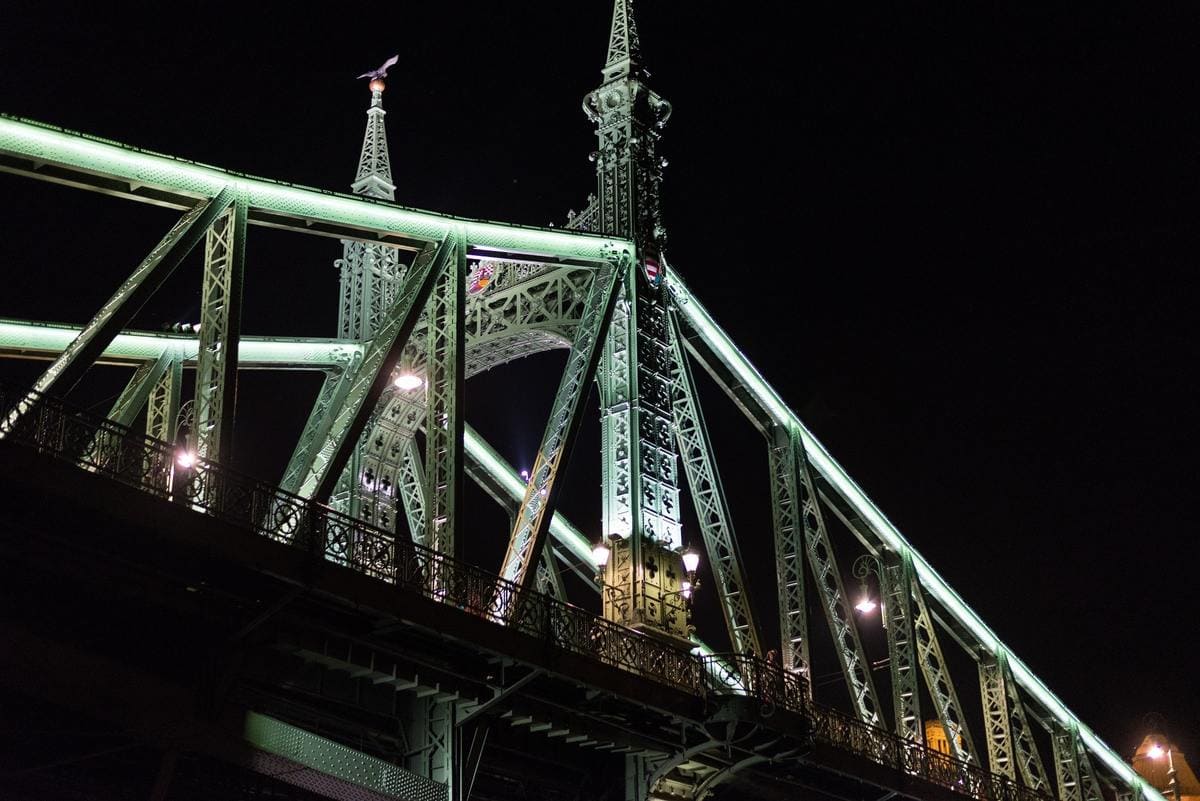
[0,384,1050,801]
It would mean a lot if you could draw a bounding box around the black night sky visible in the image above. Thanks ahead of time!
[1,0,1197,773]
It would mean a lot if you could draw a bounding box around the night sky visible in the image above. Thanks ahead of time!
[1,1,1196,772]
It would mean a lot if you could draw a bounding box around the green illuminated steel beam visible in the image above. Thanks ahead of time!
[881,553,922,742]
[664,266,1162,801]
[666,308,762,658]
[280,364,360,496]
[0,115,625,266]
[192,195,247,462]
[768,424,811,675]
[296,239,451,503]
[146,356,182,443]
[21,188,233,404]
[980,654,1017,779]
[499,249,625,590]
[0,318,361,369]
[106,350,177,427]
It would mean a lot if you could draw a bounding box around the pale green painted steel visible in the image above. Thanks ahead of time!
[981,655,1017,779]
[192,196,247,462]
[280,365,359,496]
[768,424,810,675]
[24,189,232,405]
[881,553,922,742]
[1006,653,1052,791]
[243,710,446,801]
[424,232,466,557]
[146,356,182,443]
[296,239,452,502]
[1054,722,1086,801]
[499,249,626,589]
[0,115,627,265]
[911,567,978,765]
[107,350,176,427]
[664,267,1161,801]
[0,318,361,368]
[667,309,762,657]
[398,436,428,545]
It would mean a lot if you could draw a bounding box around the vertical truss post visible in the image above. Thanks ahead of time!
[499,250,626,589]
[536,548,568,601]
[145,356,183,443]
[107,351,175,427]
[406,698,454,794]
[12,189,233,411]
[795,431,882,725]
[424,230,466,557]
[769,424,809,675]
[191,194,248,462]
[666,309,762,657]
[980,653,1016,779]
[279,361,360,495]
[1076,740,1104,801]
[881,552,922,742]
[295,239,451,503]
[1052,722,1085,801]
[911,577,979,765]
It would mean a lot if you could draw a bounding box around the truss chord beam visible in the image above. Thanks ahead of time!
[1053,722,1085,801]
[498,248,627,590]
[667,307,762,657]
[296,238,452,502]
[7,188,233,427]
[881,553,921,742]
[279,364,360,495]
[911,566,979,765]
[768,424,809,674]
[795,428,881,725]
[398,436,428,545]
[424,229,466,557]
[191,194,247,461]
[107,350,175,427]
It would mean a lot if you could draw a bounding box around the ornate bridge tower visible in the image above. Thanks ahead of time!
[586,2,690,644]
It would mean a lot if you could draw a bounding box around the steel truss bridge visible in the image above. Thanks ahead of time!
[0,5,1158,801]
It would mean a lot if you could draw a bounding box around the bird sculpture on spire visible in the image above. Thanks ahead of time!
[357,54,399,81]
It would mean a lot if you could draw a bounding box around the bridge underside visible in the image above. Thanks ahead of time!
[0,440,977,801]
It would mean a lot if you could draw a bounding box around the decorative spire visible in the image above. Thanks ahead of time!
[350,79,396,200]
[603,0,643,81]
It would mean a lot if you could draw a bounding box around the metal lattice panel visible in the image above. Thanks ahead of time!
[1053,722,1085,801]
[882,553,921,742]
[424,235,465,557]
[667,309,762,656]
[912,578,979,765]
[981,655,1016,778]
[769,424,810,674]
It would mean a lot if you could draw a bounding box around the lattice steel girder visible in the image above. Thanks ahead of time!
[279,365,360,495]
[981,654,1017,779]
[767,424,810,674]
[424,231,466,557]
[192,195,248,461]
[398,436,428,545]
[1053,722,1085,801]
[295,239,452,502]
[794,428,882,725]
[499,249,626,590]
[22,188,234,403]
[1006,657,1052,791]
[881,552,922,742]
[0,318,362,369]
[911,573,979,765]
[0,115,625,265]
[146,356,182,443]
[667,308,762,657]
[663,268,1155,800]
[1077,737,1105,801]
[107,350,176,427]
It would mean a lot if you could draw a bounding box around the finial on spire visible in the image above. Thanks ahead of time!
[603,0,643,81]
[357,54,399,82]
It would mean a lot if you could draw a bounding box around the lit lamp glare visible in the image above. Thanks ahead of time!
[176,450,196,469]
[393,373,423,391]
[1148,744,1165,759]
[855,596,878,614]
[681,548,701,574]
[591,541,611,570]
[681,580,693,601]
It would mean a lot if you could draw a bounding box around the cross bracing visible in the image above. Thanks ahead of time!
[0,19,1161,801]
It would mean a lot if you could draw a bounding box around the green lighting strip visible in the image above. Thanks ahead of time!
[0,115,629,265]
[665,268,1157,800]
[0,318,361,368]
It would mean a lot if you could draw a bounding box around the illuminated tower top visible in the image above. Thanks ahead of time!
[351,78,396,200]
[603,0,644,81]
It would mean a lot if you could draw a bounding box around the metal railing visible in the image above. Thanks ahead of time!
[0,384,1050,801]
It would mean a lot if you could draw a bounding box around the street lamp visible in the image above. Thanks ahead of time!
[1149,742,1181,801]
[852,554,880,615]
[393,373,423,391]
